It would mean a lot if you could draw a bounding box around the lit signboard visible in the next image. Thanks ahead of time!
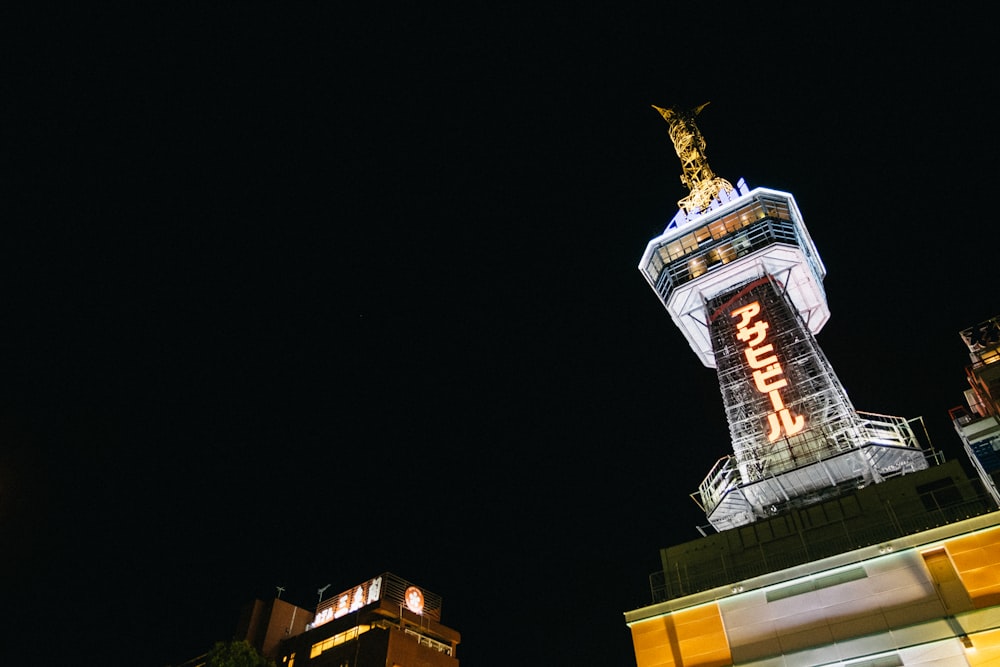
[311,575,383,629]
[404,586,424,614]
[731,300,805,442]
[309,572,442,630]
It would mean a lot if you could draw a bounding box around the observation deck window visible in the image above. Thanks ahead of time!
[650,217,801,298]
[641,195,799,289]
[760,196,792,220]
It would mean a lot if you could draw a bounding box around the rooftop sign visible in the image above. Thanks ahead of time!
[309,572,442,630]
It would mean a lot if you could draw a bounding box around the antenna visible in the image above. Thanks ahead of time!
[276,586,285,599]
[317,583,331,604]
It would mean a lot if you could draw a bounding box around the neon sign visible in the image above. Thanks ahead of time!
[404,586,424,615]
[310,576,383,629]
[312,607,333,627]
[731,301,804,442]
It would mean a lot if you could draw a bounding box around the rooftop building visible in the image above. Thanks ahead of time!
[237,573,460,667]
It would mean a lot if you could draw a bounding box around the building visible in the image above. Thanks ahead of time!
[237,595,314,660]
[624,105,1000,666]
[237,573,460,667]
[949,316,1000,508]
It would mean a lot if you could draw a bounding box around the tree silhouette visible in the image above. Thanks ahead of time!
[205,640,275,667]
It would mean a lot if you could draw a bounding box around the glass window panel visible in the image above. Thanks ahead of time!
[681,233,699,253]
[709,219,728,240]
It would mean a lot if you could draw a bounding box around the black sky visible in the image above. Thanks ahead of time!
[3,5,998,666]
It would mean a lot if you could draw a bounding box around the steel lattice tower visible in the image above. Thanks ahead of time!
[639,104,929,531]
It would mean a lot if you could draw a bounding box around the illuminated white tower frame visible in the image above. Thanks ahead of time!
[640,106,929,531]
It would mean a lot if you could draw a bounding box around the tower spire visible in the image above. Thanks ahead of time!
[652,102,734,215]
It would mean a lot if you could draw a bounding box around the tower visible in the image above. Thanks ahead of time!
[624,104,1000,667]
[638,103,928,532]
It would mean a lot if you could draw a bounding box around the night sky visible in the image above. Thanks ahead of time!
[3,6,998,666]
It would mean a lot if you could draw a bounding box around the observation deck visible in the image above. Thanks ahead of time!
[638,182,829,368]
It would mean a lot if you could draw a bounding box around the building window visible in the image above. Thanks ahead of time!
[310,625,371,659]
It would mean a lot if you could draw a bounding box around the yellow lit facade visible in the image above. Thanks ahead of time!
[627,512,1000,666]
[947,523,1000,608]
[631,603,731,667]
[309,624,371,658]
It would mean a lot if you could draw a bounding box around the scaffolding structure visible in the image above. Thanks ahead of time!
[712,275,862,472]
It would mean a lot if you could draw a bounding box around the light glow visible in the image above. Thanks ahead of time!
[404,586,425,614]
[731,301,805,442]
[309,575,383,629]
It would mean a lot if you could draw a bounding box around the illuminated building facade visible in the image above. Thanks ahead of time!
[238,573,460,667]
[625,105,1000,665]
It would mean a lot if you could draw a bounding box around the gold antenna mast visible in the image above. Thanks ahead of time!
[652,102,734,215]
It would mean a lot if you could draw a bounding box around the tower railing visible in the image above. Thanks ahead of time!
[855,412,926,450]
[695,413,934,520]
[691,456,739,513]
